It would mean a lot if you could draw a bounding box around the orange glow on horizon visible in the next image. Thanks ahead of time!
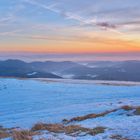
[0,33,140,54]
[0,40,140,54]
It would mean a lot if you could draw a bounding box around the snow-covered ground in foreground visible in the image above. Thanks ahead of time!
[0,78,140,140]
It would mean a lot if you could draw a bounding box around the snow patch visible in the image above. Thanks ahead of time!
[27,72,37,76]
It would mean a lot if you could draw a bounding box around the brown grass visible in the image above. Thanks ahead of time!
[133,107,140,115]
[0,123,106,139]
[64,125,106,136]
[1,105,140,139]
[62,109,119,124]
[30,138,56,140]
[0,125,40,140]
[31,123,106,136]
[13,130,33,140]
[0,126,10,139]
[63,105,140,124]
[110,134,133,140]
[121,106,134,111]
[32,123,64,133]
[88,127,105,136]
[12,130,54,140]
[0,130,10,139]
[121,106,140,116]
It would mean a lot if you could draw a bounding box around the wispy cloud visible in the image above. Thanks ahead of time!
[0,29,23,36]
[0,0,139,56]
[0,16,14,23]
[23,0,60,14]
[96,22,117,29]
[22,0,121,32]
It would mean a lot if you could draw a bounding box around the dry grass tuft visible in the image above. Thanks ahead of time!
[62,109,118,124]
[133,107,140,115]
[0,122,106,139]
[121,106,134,111]
[65,125,106,136]
[0,130,10,139]
[32,123,64,133]
[88,127,106,136]
[110,134,133,140]
[31,123,48,131]
[32,123,106,136]
[63,105,140,124]
[1,105,140,139]
[12,130,34,140]
[0,125,10,139]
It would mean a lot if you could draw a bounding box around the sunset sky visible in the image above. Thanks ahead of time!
[0,0,140,61]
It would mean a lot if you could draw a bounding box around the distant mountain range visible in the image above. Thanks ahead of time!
[0,59,140,82]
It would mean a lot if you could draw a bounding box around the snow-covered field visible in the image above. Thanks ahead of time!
[0,78,140,140]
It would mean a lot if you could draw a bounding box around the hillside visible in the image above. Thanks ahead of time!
[0,78,140,140]
[0,59,140,81]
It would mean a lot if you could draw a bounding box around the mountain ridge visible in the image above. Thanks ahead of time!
[0,59,140,81]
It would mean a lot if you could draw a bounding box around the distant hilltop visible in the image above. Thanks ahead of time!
[0,59,140,82]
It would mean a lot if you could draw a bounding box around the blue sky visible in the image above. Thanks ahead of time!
[0,0,140,61]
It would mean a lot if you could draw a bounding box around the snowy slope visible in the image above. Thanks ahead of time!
[0,78,140,140]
